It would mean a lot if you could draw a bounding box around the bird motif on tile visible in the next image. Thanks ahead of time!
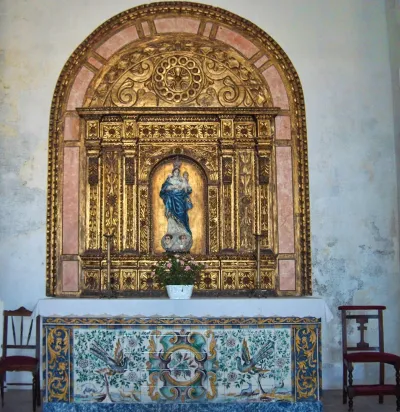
[236,338,274,374]
[90,339,128,374]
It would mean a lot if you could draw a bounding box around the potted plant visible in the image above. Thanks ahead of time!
[152,254,205,299]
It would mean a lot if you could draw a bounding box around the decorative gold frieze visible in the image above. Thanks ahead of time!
[121,270,138,290]
[238,270,255,289]
[87,120,99,139]
[198,270,219,290]
[101,123,122,140]
[84,270,100,291]
[235,123,255,139]
[138,123,218,139]
[101,270,120,291]
[124,120,136,138]
[261,270,275,289]
[222,270,236,289]
[257,116,272,138]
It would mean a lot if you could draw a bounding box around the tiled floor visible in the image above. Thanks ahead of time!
[0,390,398,411]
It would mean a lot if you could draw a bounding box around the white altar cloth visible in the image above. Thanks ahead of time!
[33,297,333,322]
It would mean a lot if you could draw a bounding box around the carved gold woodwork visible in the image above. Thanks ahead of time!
[77,107,280,296]
[47,2,311,297]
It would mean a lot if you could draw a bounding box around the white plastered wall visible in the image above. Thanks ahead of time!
[0,0,399,389]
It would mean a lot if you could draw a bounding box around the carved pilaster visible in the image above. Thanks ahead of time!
[208,186,219,253]
[102,151,120,250]
[237,150,255,252]
[138,185,149,253]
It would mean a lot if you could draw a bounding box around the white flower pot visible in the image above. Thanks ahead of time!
[166,285,193,299]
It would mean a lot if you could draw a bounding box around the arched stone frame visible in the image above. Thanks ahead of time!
[47,2,310,297]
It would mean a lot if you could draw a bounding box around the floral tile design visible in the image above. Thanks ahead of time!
[43,317,321,406]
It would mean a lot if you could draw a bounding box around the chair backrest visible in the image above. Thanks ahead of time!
[338,305,385,355]
[2,306,39,359]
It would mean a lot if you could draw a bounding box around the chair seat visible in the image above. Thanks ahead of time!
[0,356,38,372]
[344,351,400,365]
[348,384,400,396]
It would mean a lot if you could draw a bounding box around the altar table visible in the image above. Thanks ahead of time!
[35,298,331,412]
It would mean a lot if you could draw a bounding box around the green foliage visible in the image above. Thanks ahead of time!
[152,254,205,286]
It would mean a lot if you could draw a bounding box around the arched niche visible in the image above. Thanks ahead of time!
[47,2,310,297]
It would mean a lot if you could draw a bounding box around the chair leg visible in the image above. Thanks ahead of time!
[36,371,41,406]
[0,372,4,407]
[348,364,354,412]
[343,363,348,404]
[32,372,37,412]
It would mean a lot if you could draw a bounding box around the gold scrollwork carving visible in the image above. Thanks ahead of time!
[238,270,255,289]
[103,151,120,249]
[121,270,137,290]
[84,270,100,290]
[87,185,99,250]
[261,270,274,289]
[235,123,255,139]
[138,123,218,139]
[222,184,233,250]
[101,123,122,140]
[139,186,149,252]
[87,120,99,139]
[101,270,120,291]
[208,186,219,253]
[222,270,237,289]
[124,184,136,251]
[198,270,219,290]
[238,151,254,251]
[93,39,271,109]
[139,270,159,290]
[124,120,136,138]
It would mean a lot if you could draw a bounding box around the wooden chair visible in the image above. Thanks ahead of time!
[339,305,400,411]
[0,307,40,411]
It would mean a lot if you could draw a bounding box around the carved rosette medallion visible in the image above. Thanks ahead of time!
[153,55,204,104]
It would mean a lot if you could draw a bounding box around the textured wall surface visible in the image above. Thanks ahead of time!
[0,0,399,389]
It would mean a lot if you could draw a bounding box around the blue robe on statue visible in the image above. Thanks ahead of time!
[160,178,192,235]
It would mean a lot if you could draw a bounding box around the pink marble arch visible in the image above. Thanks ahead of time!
[142,21,151,37]
[203,22,212,37]
[67,67,94,110]
[63,115,80,141]
[62,147,79,255]
[96,25,139,60]
[279,260,296,291]
[62,260,79,292]
[276,146,295,254]
[216,26,259,59]
[276,116,291,140]
[262,66,289,110]
[87,56,103,70]
[154,17,200,34]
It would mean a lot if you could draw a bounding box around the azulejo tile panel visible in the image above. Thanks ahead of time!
[43,317,321,405]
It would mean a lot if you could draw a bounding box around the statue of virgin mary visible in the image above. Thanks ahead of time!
[160,159,193,252]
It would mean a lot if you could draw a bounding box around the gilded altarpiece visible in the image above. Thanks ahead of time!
[47,2,311,297]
